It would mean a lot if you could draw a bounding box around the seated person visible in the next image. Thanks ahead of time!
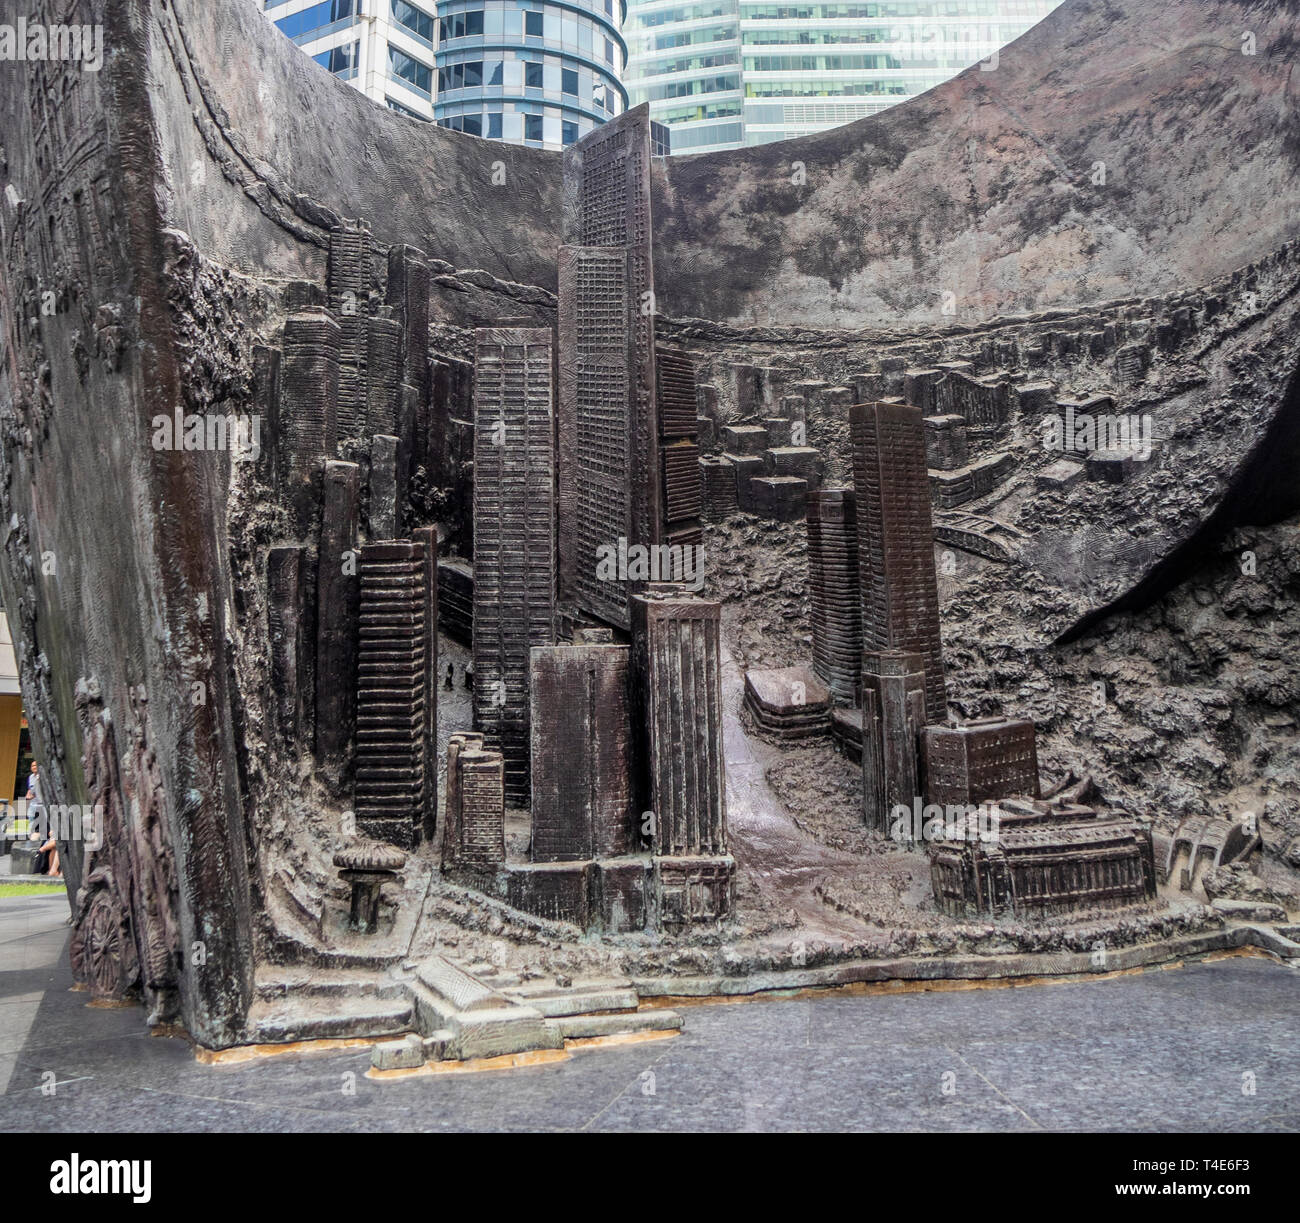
[36,833,60,877]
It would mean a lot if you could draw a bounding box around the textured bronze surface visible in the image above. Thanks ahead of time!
[471,328,556,804]
[630,589,727,860]
[558,108,664,630]
[922,718,1041,809]
[354,541,430,849]
[267,547,309,751]
[806,489,863,706]
[850,402,947,723]
[930,799,1158,918]
[315,461,361,786]
[529,644,633,862]
[860,650,927,834]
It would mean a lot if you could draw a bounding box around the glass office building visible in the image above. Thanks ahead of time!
[620,0,744,153]
[624,0,1065,153]
[262,0,629,148]
[435,0,629,146]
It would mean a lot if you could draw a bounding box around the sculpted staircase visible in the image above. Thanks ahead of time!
[241,956,682,1068]
[245,966,414,1043]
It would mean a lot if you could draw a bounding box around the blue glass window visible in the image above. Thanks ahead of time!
[276,0,355,40]
[391,0,434,44]
[487,112,503,139]
[525,11,543,36]
[488,60,504,86]
[314,42,358,74]
[562,120,579,145]
[441,10,484,39]
[562,67,578,95]
[525,61,543,88]
[524,113,543,141]
[390,46,433,94]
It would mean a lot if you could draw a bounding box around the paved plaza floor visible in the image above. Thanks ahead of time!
[2,894,1297,1132]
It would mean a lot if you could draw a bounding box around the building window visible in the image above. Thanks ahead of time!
[605,37,615,64]
[275,0,356,42]
[524,61,544,88]
[488,60,503,86]
[441,114,484,133]
[314,42,359,76]
[487,112,503,138]
[525,10,543,37]
[562,120,579,145]
[439,9,484,40]
[390,0,434,45]
[437,61,482,90]
[386,96,426,119]
[524,113,543,141]
[562,67,578,96]
[390,46,433,95]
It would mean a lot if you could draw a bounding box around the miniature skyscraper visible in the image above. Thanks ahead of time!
[557,106,666,631]
[458,751,507,867]
[353,540,432,849]
[850,401,947,723]
[657,343,704,551]
[806,488,863,705]
[529,639,634,862]
[922,717,1040,808]
[315,460,361,787]
[860,649,927,833]
[326,220,371,442]
[630,586,733,923]
[280,307,340,537]
[441,730,484,868]
[471,327,556,805]
[267,545,308,750]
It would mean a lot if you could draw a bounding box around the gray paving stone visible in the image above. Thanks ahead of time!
[2,896,1296,1132]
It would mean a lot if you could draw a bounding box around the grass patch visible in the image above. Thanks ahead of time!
[0,881,66,897]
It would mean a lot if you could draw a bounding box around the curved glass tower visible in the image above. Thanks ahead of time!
[263,1,629,149]
[435,0,630,147]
